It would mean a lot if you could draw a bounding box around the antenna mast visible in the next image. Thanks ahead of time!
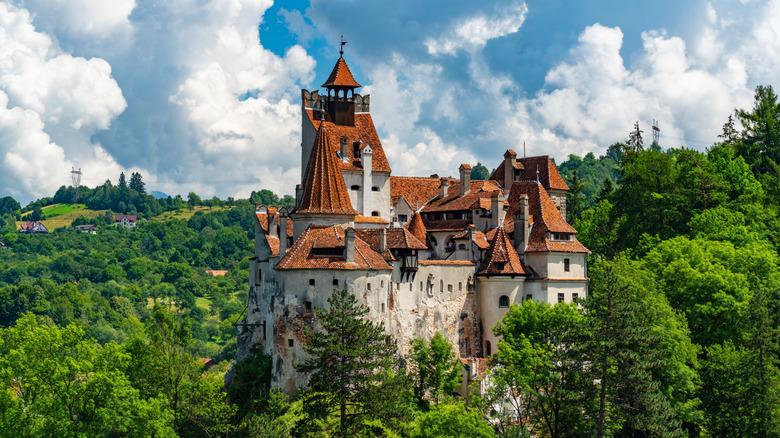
[652,119,660,144]
[71,167,82,202]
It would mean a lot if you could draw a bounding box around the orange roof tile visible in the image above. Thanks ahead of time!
[390,176,441,211]
[489,155,568,191]
[421,180,505,213]
[418,260,476,266]
[405,212,428,246]
[305,110,391,173]
[297,123,358,215]
[505,182,588,254]
[477,227,528,275]
[255,211,293,238]
[321,57,361,88]
[355,215,390,224]
[355,228,427,252]
[276,225,392,271]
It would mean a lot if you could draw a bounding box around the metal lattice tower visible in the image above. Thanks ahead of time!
[71,167,82,202]
[652,119,660,144]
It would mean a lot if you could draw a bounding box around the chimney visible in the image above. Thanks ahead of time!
[344,227,356,263]
[340,136,348,160]
[295,184,303,210]
[380,227,387,253]
[468,224,476,258]
[279,208,289,256]
[503,150,517,191]
[362,144,373,215]
[515,194,530,254]
[491,191,505,228]
[439,177,450,198]
[267,207,278,239]
[459,164,471,196]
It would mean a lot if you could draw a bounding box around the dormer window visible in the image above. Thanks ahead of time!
[353,142,362,159]
[552,233,573,241]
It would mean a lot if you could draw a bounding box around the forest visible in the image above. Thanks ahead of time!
[0,85,779,436]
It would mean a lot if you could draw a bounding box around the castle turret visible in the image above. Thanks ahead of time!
[322,56,362,126]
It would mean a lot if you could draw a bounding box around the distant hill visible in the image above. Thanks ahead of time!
[150,191,169,199]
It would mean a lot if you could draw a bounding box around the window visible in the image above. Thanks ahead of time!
[303,301,312,316]
[351,185,360,191]
[458,243,466,250]
[572,293,579,302]
[398,214,408,222]
[495,262,506,271]
[372,186,379,192]
[256,268,262,285]
[354,144,361,158]
[288,339,294,347]
[309,279,315,286]
[485,341,491,357]
[552,233,572,241]
[440,280,443,292]
[564,258,570,272]
[420,282,423,291]
[459,282,462,291]
[558,293,565,303]
[525,294,532,302]
[447,284,453,292]
[499,295,510,308]
[371,211,380,217]
[381,280,384,287]
[367,283,372,291]
[263,322,266,340]
[333,278,339,286]
[381,303,385,313]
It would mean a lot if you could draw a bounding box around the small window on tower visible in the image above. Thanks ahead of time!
[288,339,294,347]
[558,293,565,303]
[309,279,315,286]
[371,211,380,217]
[354,143,362,159]
[499,295,510,308]
[351,185,360,191]
[564,258,570,272]
[372,186,380,192]
[525,294,532,302]
[303,301,312,316]
[398,214,408,223]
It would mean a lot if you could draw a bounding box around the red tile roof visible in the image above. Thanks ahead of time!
[297,123,358,215]
[489,154,568,191]
[418,260,476,266]
[255,212,293,238]
[114,214,137,222]
[422,180,505,213]
[275,225,392,271]
[477,226,527,275]
[355,228,427,251]
[321,57,361,88]
[355,215,390,224]
[405,212,428,246]
[422,219,472,232]
[505,182,588,254]
[390,176,441,210]
[305,110,391,173]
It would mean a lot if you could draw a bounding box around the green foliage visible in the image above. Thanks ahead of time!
[296,289,411,436]
[409,332,461,406]
[557,151,619,206]
[470,162,490,180]
[409,402,495,438]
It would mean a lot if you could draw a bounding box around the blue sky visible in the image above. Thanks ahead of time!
[0,0,775,204]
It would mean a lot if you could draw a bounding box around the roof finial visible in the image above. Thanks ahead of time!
[339,34,347,57]
[536,164,540,183]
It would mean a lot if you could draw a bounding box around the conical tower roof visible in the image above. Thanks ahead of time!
[405,211,427,246]
[321,57,361,88]
[478,226,527,275]
[297,123,358,215]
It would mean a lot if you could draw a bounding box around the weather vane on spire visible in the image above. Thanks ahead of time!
[339,34,347,57]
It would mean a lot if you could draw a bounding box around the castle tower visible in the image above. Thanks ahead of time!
[321,56,362,126]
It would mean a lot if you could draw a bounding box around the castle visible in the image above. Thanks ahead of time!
[232,53,589,394]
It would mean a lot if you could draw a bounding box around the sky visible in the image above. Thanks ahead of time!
[0,0,777,204]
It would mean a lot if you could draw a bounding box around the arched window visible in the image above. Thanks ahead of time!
[499,295,510,308]
[371,211,380,217]
[351,185,360,191]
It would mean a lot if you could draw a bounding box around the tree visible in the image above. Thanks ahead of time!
[129,172,146,194]
[627,121,644,152]
[118,172,127,189]
[584,259,690,437]
[295,289,410,436]
[409,402,495,438]
[566,169,587,222]
[487,300,588,437]
[736,85,780,176]
[188,192,202,207]
[0,196,20,216]
[409,332,461,406]
[470,162,490,180]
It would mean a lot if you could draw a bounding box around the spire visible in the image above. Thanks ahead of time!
[321,57,361,88]
[478,226,527,275]
[405,211,428,246]
[297,124,358,215]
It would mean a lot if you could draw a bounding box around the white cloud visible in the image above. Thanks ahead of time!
[0,2,132,202]
[425,2,527,55]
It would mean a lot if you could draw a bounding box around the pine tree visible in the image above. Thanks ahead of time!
[118,172,127,189]
[566,169,587,222]
[295,289,408,436]
[585,261,684,438]
[129,172,146,194]
[627,121,644,152]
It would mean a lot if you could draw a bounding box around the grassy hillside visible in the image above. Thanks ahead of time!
[17,204,107,230]
[155,205,231,221]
